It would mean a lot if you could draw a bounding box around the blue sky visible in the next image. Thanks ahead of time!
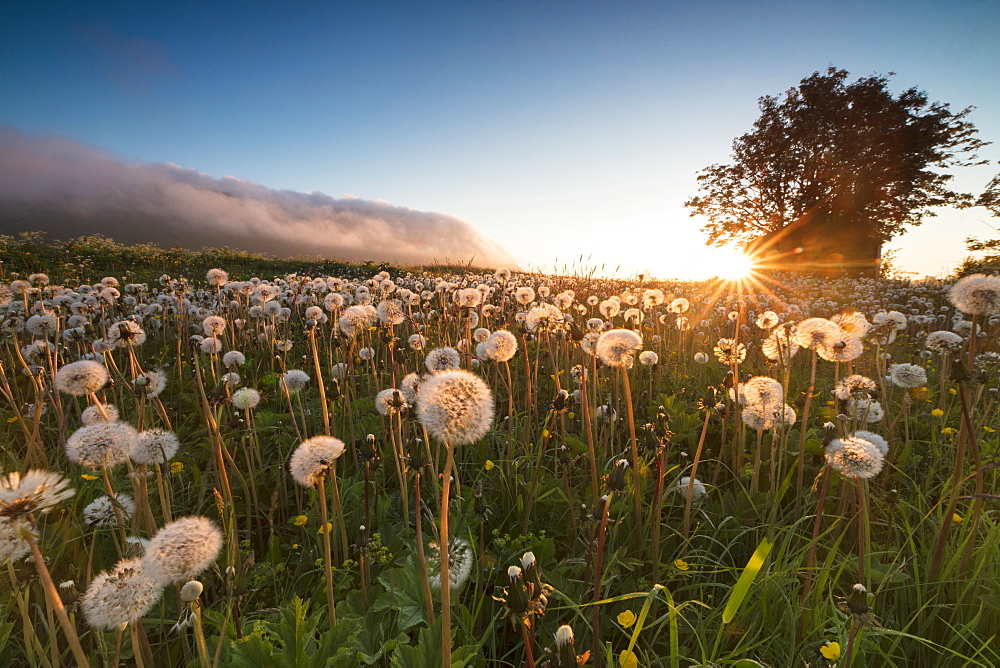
[2,0,999,277]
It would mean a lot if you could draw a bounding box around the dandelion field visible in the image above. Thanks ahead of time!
[1,236,999,667]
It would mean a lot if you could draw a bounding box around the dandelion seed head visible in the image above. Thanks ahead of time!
[131,429,180,466]
[199,337,223,354]
[417,369,494,445]
[25,314,57,336]
[289,436,346,487]
[142,516,223,585]
[84,494,135,527]
[669,297,690,314]
[525,303,562,332]
[222,351,246,367]
[849,398,885,423]
[135,370,167,397]
[825,436,884,479]
[81,404,119,425]
[427,537,474,592]
[852,431,889,456]
[598,299,620,319]
[793,318,843,350]
[925,330,963,354]
[873,310,908,331]
[514,287,535,305]
[231,387,261,410]
[400,373,421,403]
[0,470,75,523]
[596,329,642,367]
[0,521,29,563]
[55,360,109,396]
[482,330,518,363]
[107,320,147,348]
[375,388,408,416]
[675,476,706,501]
[888,363,927,389]
[756,311,779,329]
[205,268,229,287]
[82,558,163,629]
[408,334,426,351]
[377,299,406,325]
[834,374,877,401]
[425,347,461,374]
[713,338,747,364]
[282,369,310,392]
[66,422,138,469]
[949,274,1000,316]
[201,315,226,337]
[832,311,872,339]
[180,580,204,602]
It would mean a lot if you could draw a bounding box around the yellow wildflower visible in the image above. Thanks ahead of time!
[485,460,495,471]
[674,558,690,571]
[930,409,944,417]
[81,473,99,481]
[617,610,637,628]
[170,462,184,473]
[820,641,841,660]
[952,513,963,524]
[619,650,638,668]
[293,515,308,526]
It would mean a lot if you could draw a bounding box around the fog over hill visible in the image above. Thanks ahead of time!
[0,126,518,268]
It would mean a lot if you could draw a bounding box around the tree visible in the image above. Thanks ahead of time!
[978,170,1000,217]
[685,67,988,256]
[957,171,1000,275]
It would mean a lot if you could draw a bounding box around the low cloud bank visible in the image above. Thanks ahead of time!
[0,126,518,268]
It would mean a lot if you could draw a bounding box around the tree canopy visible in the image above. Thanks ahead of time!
[685,67,988,251]
[978,170,1000,218]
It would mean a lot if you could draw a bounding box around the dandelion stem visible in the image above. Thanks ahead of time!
[520,620,536,668]
[192,602,211,668]
[25,530,90,668]
[440,443,455,667]
[130,623,145,668]
[795,351,818,514]
[682,411,711,541]
[856,478,869,586]
[620,369,642,551]
[414,471,435,625]
[317,476,338,628]
[592,493,612,664]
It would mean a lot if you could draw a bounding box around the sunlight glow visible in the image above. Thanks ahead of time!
[647,245,759,281]
[715,250,755,281]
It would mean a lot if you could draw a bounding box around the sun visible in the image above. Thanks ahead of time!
[714,250,755,281]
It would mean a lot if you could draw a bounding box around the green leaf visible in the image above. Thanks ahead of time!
[722,537,773,624]
[229,597,363,668]
[389,619,478,668]
[377,556,430,633]
[230,635,281,668]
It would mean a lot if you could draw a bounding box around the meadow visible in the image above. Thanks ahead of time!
[0,234,998,667]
